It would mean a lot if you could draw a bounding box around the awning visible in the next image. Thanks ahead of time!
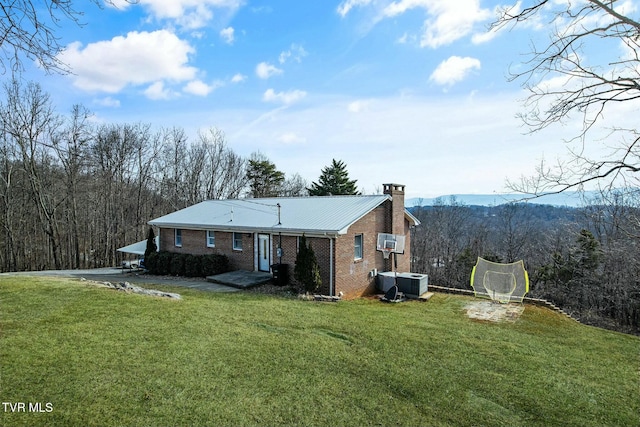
[117,240,147,256]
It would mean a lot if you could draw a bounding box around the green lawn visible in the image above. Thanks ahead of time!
[1,276,638,427]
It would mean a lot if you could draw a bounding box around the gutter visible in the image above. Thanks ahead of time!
[147,222,343,239]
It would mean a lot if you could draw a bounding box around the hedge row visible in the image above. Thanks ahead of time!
[145,251,230,277]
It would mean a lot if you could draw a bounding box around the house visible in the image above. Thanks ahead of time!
[147,183,419,298]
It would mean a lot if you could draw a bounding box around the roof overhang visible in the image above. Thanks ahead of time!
[148,222,342,238]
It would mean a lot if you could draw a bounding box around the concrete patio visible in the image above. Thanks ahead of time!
[207,270,273,289]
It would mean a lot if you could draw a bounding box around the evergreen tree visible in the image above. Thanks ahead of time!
[246,152,285,198]
[144,227,157,259]
[294,235,322,293]
[308,159,359,196]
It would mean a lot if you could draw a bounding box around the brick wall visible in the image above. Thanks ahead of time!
[274,234,332,295]
[334,187,413,298]
[334,207,386,298]
[158,228,254,271]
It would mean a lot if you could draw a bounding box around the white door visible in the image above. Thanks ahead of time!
[258,234,270,272]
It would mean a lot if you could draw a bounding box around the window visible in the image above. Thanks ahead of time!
[175,229,182,247]
[354,234,363,260]
[206,230,215,247]
[233,232,243,251]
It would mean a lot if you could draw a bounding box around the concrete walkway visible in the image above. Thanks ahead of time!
[0,268,241,293]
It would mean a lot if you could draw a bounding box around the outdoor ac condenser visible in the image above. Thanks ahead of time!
[376,272,428,297]
[395,273,428,297]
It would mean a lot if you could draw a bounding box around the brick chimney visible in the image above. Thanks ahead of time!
[383,183,405,236]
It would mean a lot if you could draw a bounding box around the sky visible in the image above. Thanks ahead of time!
[15,0,638,199]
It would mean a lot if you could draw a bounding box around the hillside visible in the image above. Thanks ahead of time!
[406,191,595,207]
[1,276,638,427]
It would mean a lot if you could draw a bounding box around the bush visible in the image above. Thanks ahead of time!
[170,253,187,276]
[294,235,322,293]
[144,251,158,273]
[154,251,172,275]
[145,251,229,278]
[201,254,230,276]
[184,254,202,277]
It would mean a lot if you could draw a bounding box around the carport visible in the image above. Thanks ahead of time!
[117,240,147,269]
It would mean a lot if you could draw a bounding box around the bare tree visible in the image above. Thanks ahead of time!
[411,197,472,287]
[492,203,537,263]
[0,0,135,74]
[158,127,189,209]
[50,104,92,268]
[0,79,64,268]
[198,127,247,200]
[281,173,308,197]
[495,1,640,195]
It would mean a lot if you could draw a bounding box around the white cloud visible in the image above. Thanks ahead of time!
[183,79,223,96]
[106,0,134,9]
[337,0,373,17]
[220,27,235,44]
[278,132,306,144]
[59,30,197,93]
[430,56,481,86]
[137,0,243,29]
[94,97,121,108]
[144,81,174,100]
[256,62,283,79]
[471,27,500,44]
[339,0,493,48]
[231,73,246,83]
[279,44,308,64]
[262,89,307,105]
[348,99,372,113]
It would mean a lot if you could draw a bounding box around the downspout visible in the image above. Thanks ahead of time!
[330,237,334,297]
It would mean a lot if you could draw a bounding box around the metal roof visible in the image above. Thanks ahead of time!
[117,240,147,255]
[148,195,419,237]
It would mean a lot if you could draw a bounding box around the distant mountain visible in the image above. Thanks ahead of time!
[406,191,596,208]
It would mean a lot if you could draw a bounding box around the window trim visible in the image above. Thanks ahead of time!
[354,234,363,260]
[175,229,182,247]
[206,230,215,248]
[233,232,243,251]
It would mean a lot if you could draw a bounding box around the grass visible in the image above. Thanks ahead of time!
[1,276,639,427]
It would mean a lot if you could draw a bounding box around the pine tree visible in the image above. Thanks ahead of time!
[308,159,359,196]
[294,235,322,293]
[246,152,285,198]
[144,227,157,259]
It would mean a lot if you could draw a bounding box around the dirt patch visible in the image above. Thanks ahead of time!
[246,283,300,297]
[464,300,524,323]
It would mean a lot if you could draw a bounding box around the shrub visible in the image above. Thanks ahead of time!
[169,253,187,276]
[184,254,202,277]
[294,235,322,293]
[144,251,158,273]
[154,251,172,275]
[145,251,228,278]
[201,254,230,276]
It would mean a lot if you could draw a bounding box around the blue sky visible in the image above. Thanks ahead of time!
[19,0,637,199]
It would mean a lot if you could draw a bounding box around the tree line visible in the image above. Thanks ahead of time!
[3,78,638,334]
[410,197,640,334]
[0,79,360,272]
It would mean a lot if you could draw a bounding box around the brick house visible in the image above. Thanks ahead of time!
[147,184,419,298]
